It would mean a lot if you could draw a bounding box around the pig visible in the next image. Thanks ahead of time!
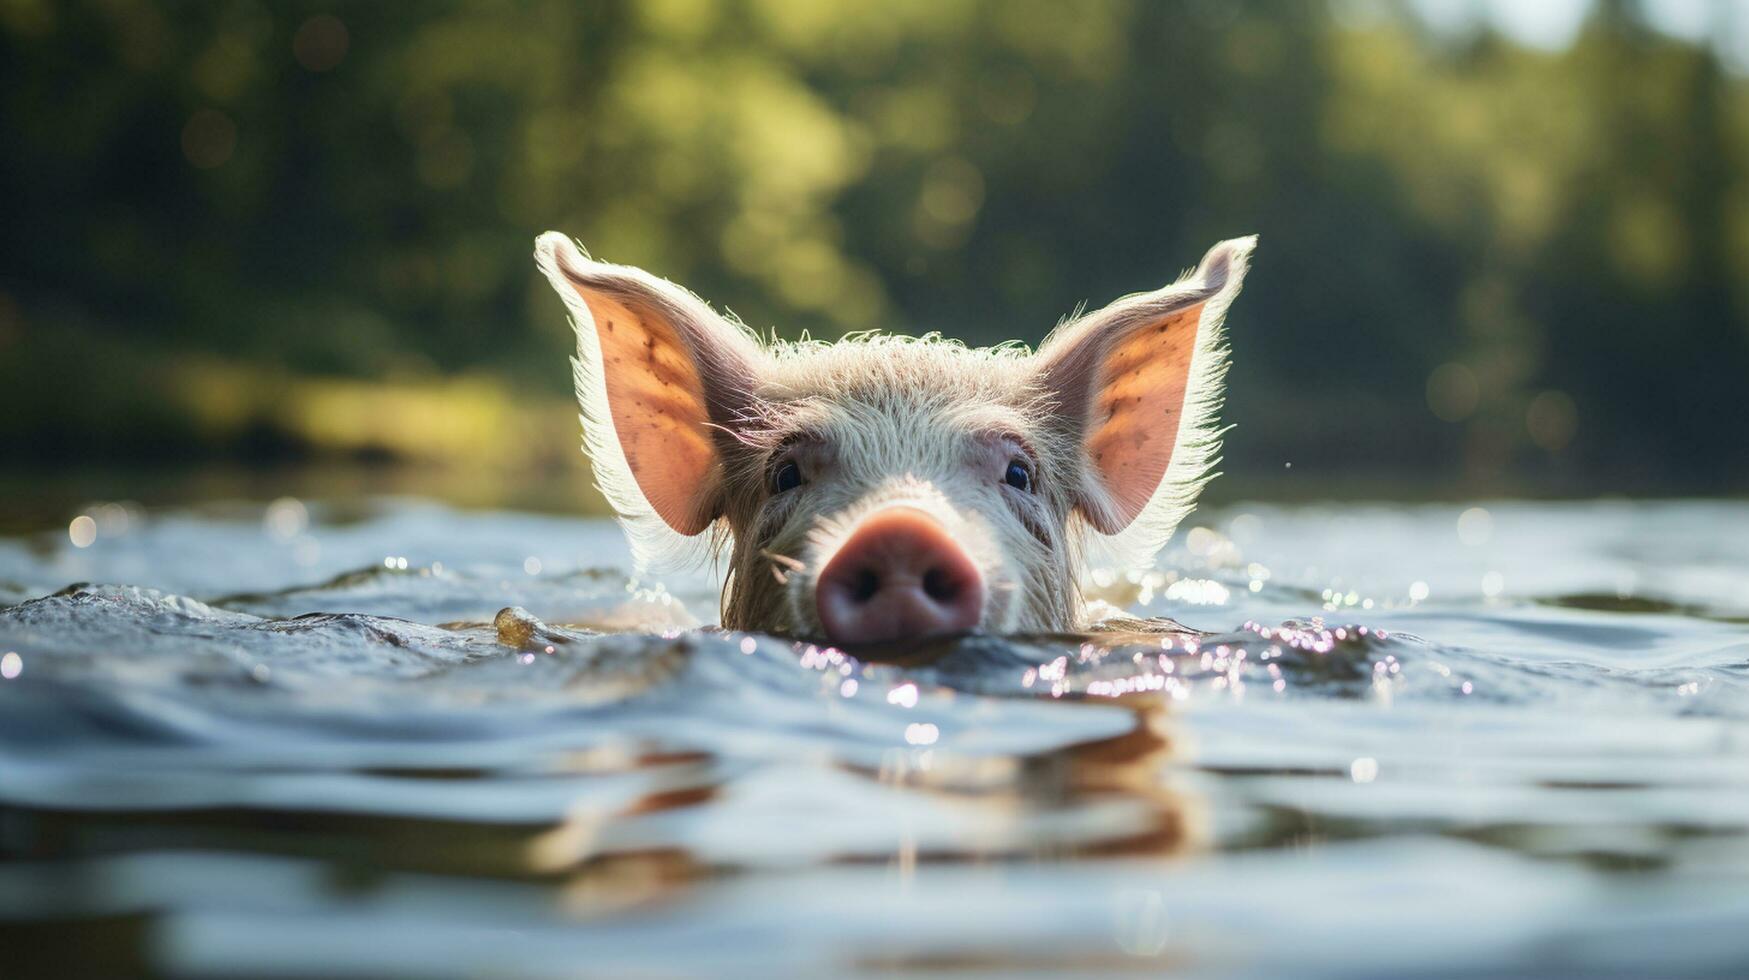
[534,231,1254,646]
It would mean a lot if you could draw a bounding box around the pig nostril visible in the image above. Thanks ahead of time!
[922,567,958,602]
[851,567,881,603]
[814,507,986,644]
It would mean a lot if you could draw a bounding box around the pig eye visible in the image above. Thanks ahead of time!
[772,460,804,494]
[1003,459,1033,493]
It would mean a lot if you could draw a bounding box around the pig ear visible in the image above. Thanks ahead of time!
[1035,236,1255,567]
[535,232,765,570]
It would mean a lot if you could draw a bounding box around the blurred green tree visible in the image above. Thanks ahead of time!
[1,0,1744,494]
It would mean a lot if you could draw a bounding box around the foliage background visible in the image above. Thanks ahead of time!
[3,0,1746,515]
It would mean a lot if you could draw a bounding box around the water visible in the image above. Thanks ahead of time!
[2,496,1747,977]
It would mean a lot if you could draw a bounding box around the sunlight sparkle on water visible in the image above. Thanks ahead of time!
[887,683,919,708]
[1164,578,1229,606]
[68,515,96,548]
[523,556,542,575]
[1321,587,1379,611]
[797,645,851,672]
[0,652,20,680]
[1482,571,1505,597]
[1457,506,1493,546]
[1351,757,1379,783]
[1245,565,1269,594]
[1185,525,1236,560]
[264,497,308,540]
[1087,673,1169,697]
[904,722,939,745]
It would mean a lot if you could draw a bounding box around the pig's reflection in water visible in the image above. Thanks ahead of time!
[537,704,1203,887]
[486,605,1208,882]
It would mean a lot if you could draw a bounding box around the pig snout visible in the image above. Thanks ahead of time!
[814,508,985,645]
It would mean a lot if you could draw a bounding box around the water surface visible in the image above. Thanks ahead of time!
[2,496,1747,977]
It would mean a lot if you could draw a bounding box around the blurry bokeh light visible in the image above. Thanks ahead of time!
[1427,363,1481,423]
[68,515,96,549]
[180,109,236,169]
[1526,390,1579,452]
[293,15,349,72]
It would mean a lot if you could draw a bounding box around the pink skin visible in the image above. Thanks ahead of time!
[814,508,985,645]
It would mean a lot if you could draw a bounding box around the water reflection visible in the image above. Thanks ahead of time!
[0,631,1211,975]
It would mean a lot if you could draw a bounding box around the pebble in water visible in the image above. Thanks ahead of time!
[494,605,542,648]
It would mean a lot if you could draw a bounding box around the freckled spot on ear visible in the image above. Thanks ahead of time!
[576,287,722,535]
[1081,300,1206,531]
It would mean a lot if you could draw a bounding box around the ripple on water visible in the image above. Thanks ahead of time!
[2,498,1749,977]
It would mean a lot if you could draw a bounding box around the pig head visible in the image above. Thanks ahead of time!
[535,232,1254,645]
